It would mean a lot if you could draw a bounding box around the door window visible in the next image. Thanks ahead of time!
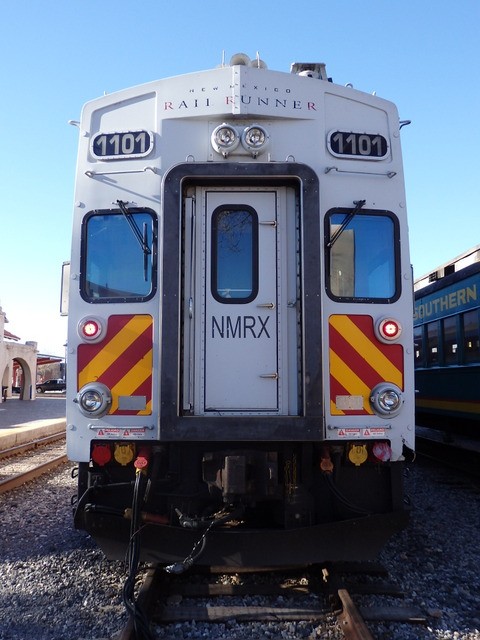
[211,206,258,303]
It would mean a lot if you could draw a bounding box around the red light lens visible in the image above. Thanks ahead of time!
[379,318,401,341]
[78,317,105,343]
[81,319,102,340]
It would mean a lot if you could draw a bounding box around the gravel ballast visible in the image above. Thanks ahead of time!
[0,460,479,639]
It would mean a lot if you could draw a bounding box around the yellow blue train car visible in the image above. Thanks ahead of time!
[414,246,480,435]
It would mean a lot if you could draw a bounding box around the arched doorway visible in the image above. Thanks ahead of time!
[12,357,35,400]
[1,344,37,401]
[1,363,9,401]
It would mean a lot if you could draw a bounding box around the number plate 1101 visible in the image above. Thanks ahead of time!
[328,131,388,159]
[91,130,154,160]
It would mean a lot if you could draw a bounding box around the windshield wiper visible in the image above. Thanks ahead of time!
[117,199,151,281]
[327,199,366,249]
[117,200,152,256]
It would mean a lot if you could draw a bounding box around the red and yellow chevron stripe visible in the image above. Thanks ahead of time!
[329,314,403,415]
[78,314,153,415]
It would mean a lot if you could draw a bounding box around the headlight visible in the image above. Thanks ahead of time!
[370,382,403,417]
[211,124,240,157]
[241,125,269,156]
[76,382,112,417]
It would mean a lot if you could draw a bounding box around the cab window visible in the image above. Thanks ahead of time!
[81,208,157,302]
[326,209,400,302]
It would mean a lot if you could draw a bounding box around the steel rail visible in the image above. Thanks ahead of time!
[0,431,66,461]
[337,588,375,640]
[114,562,427,639]
[0,453,68,494]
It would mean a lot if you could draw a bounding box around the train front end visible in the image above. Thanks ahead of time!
[66,54,415,566]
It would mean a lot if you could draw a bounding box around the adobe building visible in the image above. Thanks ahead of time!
[0,306,37,401]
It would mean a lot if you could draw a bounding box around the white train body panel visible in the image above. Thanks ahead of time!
[66,57,414,565]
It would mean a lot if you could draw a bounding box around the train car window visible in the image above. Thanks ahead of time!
[81,209,157,303]
[326,210,399,302]
[442,316,458,365]
[414,326,424,367]
[426,321,439,366]
[211,206,259,303]
[463,309,480,363]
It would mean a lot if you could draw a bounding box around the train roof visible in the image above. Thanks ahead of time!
[414,253,480,302]
[414,244,480,293]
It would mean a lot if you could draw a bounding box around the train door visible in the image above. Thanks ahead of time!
[183,186,298,415]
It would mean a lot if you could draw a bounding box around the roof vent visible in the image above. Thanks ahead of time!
[290,62,328,80]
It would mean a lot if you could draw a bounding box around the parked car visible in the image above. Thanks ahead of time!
[36,379,66,393]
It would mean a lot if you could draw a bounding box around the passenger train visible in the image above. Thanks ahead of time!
[414,245,480,436]
[65,53,415,568]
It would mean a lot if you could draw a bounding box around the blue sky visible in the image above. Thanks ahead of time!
[1,0,478,356]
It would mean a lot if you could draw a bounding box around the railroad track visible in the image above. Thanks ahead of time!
[0,429,66,462]
[0,432,68,494]
[416,426,480,479]
[115,562,426,639]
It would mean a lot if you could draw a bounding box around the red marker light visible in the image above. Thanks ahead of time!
[377,318,402,342]
[83,320,100,337]
[78,317,104,342]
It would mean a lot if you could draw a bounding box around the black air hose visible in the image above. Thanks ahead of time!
[122,470,155,640]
